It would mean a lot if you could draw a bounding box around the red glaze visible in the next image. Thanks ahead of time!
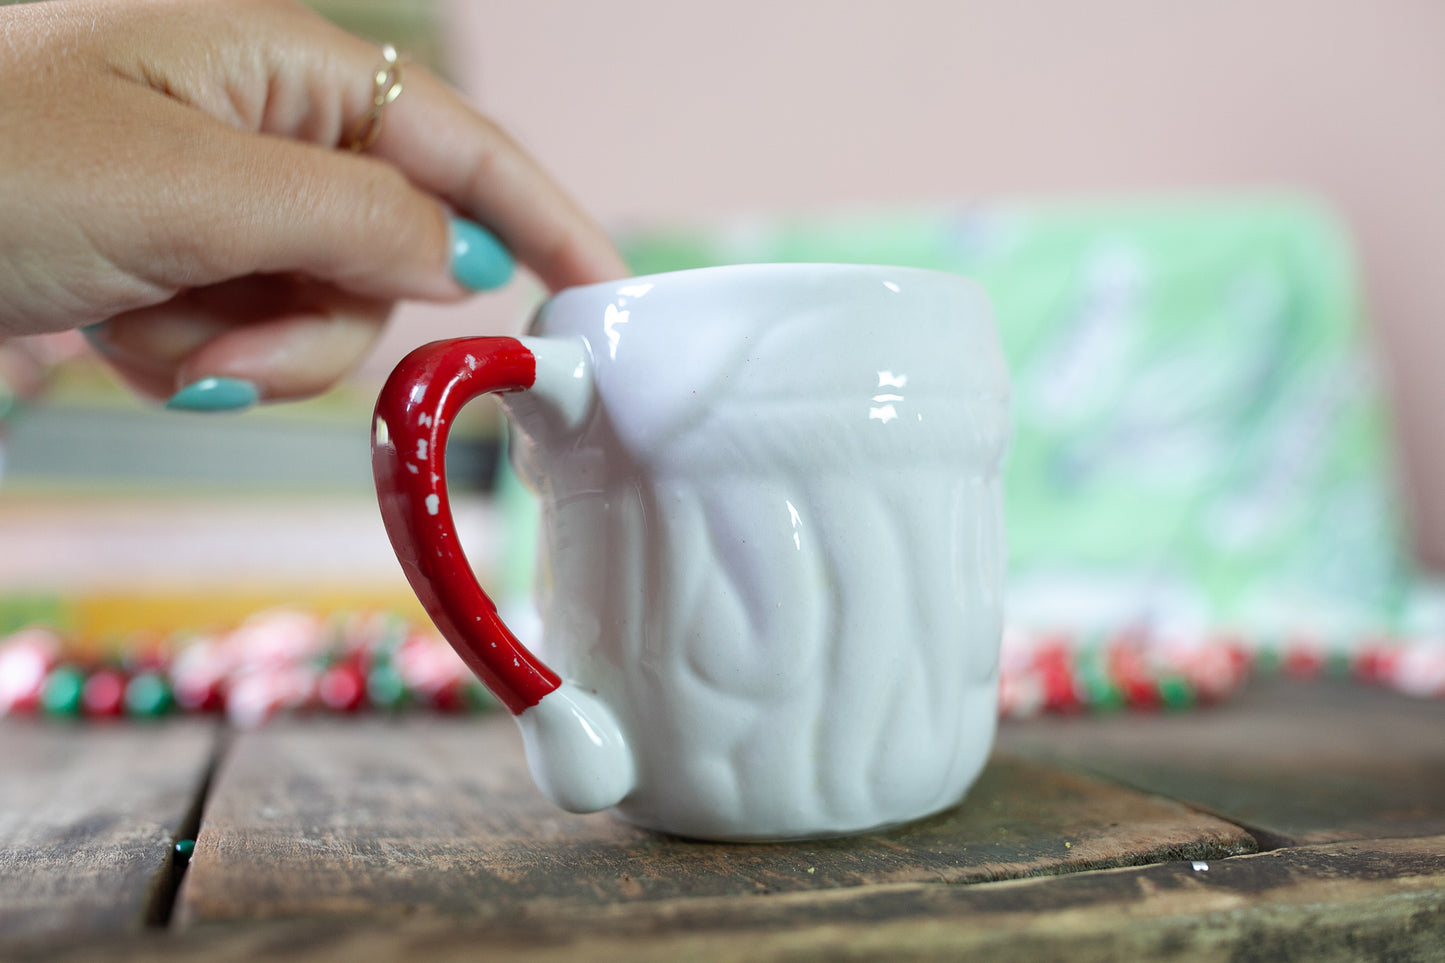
[372,337,562,715]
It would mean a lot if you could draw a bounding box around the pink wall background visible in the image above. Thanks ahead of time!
[375,0,1445,565]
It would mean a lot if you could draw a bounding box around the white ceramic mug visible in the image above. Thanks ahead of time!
[372,263,1009,841]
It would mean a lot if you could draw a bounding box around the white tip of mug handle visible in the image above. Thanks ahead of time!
[516,681,636,813]
[517,336,594,434]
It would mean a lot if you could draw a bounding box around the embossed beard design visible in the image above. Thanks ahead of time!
[514,265,1009,839]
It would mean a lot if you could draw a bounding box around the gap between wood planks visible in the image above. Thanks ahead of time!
[149,724,1274,929]
[144,728,232,929]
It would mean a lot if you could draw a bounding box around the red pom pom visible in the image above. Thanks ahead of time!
[81,669,127,717]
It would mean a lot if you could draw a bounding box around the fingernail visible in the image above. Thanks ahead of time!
[165,377,259,412]
[450,217,515,291]
[80,321,115,356]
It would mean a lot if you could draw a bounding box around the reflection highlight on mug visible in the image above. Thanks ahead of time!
[871,369,910,423]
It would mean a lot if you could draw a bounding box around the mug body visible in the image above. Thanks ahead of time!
[509,263,1009,840]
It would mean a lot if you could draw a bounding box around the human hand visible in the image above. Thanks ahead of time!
[0,0,628,409]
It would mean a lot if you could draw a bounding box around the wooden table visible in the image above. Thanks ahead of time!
[3,677,1443,961]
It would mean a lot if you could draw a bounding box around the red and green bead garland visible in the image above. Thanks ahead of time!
[0,610,494,727]
[997,627,1445,718]
[2,610,1442,725]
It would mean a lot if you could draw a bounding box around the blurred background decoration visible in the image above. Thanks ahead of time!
[620,198,1406,645]
[3,0,1443,712]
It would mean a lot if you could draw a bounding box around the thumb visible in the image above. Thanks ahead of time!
[87,275,397,407]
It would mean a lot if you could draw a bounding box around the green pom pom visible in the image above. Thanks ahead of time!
[366,664,408,709]
[125,672,173,717]
[1158,675,1195,711]
[41,665,85,717]
[1080,673,1125,712]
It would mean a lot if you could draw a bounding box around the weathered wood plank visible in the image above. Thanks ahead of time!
[999,677,1445,846]
[0,719,219,943]
[23,835,1445,962]
[177,714,1255,925]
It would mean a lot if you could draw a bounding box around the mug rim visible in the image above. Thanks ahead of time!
[553,261,981,297]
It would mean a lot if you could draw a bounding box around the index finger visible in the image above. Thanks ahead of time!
[364,63,630,292]
[104,0,629,295]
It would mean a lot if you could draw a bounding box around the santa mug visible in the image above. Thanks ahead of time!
[372,263,1009,841]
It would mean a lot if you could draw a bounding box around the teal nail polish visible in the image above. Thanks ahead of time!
[80,321,115,356]
[450,217,515,291]
[165,377,259,412]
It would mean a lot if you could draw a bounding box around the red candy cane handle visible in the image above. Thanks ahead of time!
[371,336,560,714]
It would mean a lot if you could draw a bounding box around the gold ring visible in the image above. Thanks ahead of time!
[345,43,403,152]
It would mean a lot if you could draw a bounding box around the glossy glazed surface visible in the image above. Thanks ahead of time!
[372,336,560,713]
[375,263,1010,840]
